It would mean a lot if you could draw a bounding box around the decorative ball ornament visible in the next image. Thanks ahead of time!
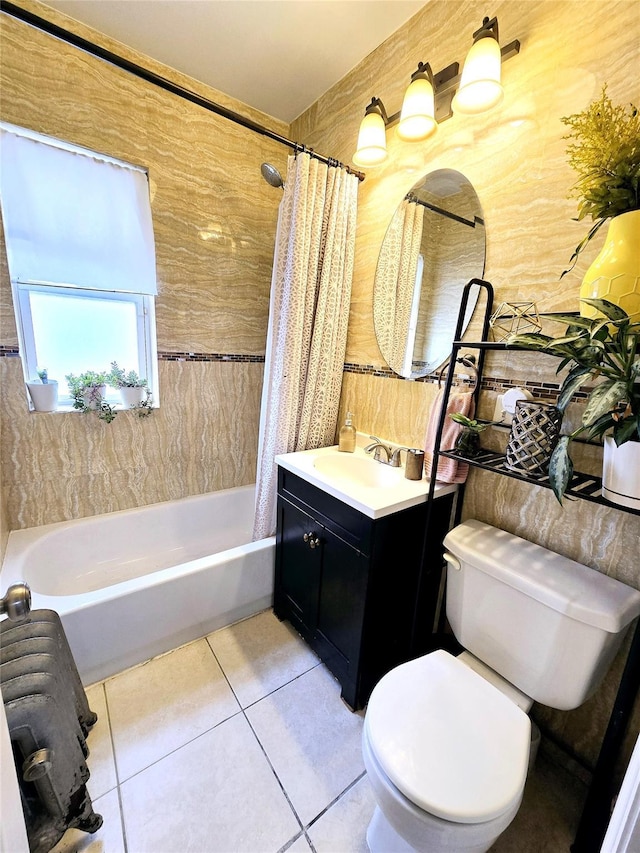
[489,302,542,341]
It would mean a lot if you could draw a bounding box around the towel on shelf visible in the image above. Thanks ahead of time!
[424,388,475,484]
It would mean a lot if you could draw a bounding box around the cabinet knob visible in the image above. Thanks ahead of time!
[303,532,320,548]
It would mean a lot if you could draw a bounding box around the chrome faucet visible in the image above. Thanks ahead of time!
[364,436,403,467]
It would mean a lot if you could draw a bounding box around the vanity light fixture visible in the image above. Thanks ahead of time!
[352,15,520,168]
[451,17,504,115]
[397,62,437,142]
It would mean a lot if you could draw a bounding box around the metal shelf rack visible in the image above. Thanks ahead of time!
[419,278,640,853]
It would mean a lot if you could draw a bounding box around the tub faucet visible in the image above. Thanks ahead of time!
[364,436,402,467]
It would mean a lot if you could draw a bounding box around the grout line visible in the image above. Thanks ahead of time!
[304,770,368,832]
[242,709,306,834]
[99,682,129,853]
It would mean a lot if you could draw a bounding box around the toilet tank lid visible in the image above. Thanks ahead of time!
[443,520,640,633]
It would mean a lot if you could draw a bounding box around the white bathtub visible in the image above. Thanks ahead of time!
[0,485,275,685]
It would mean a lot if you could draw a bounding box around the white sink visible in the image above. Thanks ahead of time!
[275,441,457,519]
[313,453,400,488]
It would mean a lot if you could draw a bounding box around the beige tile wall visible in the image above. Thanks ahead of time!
[0,0,286,538]
[291,0,640,776]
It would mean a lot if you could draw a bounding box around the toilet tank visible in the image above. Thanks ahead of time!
[442,520,640,711]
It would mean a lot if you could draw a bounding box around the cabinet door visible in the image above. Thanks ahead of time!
[316,527,368,679]
[275,498,322,636]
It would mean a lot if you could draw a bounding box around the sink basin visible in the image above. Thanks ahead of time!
[313,454,400,488]
[275,443,457,519]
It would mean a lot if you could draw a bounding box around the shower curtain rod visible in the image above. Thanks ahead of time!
[405,193,483,229]
[1,1,365,182]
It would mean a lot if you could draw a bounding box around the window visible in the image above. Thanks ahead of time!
[0,123,158,409]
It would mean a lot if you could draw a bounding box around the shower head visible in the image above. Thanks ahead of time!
[261,162,285,189]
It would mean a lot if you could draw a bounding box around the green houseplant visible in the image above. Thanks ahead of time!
[107,361,152,412]
[66,370,117,423]
[450,413,490,458]
[508,298,640,507]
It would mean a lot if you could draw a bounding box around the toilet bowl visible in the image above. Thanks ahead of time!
[363,650,530,853]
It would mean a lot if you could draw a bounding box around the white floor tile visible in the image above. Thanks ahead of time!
[208,610,319,708]
[120,712,300,853]
[246,665,365,827]
[105,638,240,781]
[307,774,375,853]
[49,788,124,853]
[84,683,117,800]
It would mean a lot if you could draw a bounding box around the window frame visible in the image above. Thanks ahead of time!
[14,281,159,410]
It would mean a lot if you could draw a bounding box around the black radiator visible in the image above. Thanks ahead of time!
[1,586,103,853]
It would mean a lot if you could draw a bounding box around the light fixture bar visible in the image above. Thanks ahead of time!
[352,15,521,166]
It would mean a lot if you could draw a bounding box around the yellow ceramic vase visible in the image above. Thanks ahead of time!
[580,209,640,322]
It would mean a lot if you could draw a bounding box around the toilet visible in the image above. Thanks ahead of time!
[363,519,640,853]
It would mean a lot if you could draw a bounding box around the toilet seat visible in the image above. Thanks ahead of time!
[365,649,531,825]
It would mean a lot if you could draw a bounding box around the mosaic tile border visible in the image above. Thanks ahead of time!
[0,347,265,364]
[0,348,589,404]
[157,351,265,363]
[342,362,592,403]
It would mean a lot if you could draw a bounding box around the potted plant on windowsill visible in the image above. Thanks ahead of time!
[66,370,117,423]
[107,362,154,416]
[108,362,148,408]
[26,367,59,412]
[507,298,640,509]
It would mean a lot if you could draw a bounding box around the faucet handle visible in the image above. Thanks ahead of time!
[390,447,410,467]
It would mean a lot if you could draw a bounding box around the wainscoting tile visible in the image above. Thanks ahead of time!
[245,664,365,827]
[120,713,300,853]
[105,639,240,782]
[207,609,320,708]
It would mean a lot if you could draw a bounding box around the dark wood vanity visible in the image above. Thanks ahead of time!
[274,466,455,710]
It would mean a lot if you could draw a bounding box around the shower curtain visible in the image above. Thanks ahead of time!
[252,152,359,540]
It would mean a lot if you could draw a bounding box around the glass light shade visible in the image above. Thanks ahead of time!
[352,110,387,167]
[397,76,437,141]
[452,35,503,115]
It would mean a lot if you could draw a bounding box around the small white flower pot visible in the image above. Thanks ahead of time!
[119,386,146,407]
[602,437,640,510]
[26,380,58,412]
[82,384,107,410]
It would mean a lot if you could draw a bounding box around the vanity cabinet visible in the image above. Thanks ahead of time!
[274,466,454,710]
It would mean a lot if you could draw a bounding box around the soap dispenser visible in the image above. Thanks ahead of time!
[339,411,356,453]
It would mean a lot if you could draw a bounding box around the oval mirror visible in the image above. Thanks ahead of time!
[373,168,485,379]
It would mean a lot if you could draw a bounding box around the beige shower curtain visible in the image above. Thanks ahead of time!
[373,197,424,376]
[252,152,359,540]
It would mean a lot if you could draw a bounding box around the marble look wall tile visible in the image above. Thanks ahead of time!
[1,358,262,529]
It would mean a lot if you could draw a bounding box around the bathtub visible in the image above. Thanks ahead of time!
[0,485,275,685]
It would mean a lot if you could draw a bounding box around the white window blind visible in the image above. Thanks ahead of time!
[0,124,157,295]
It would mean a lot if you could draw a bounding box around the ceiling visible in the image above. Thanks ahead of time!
[43,1,428,124]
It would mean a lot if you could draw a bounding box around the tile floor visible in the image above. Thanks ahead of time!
[51,609,588,853]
